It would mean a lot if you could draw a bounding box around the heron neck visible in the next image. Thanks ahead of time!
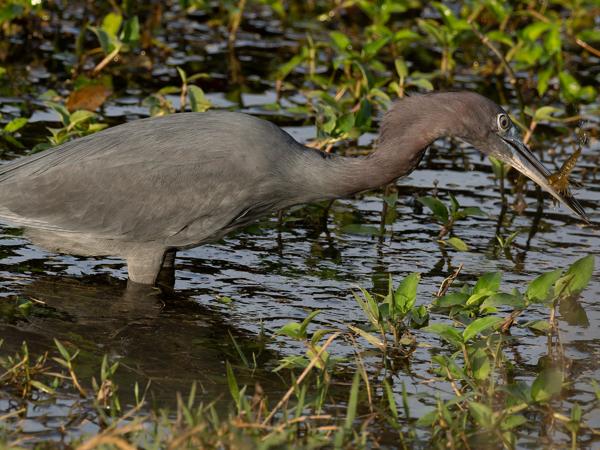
[297,98,450,200]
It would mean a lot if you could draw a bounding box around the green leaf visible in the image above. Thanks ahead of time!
[101,12,122,37]
[469,402,494,428]
[4,117,27,133]
[559,71,582,101]
[501,414,527,430]
[395,58,408,78]
[299,310,321,336]
[435,292,469,308]
[225,361,240,407]
[344,371,361,429]
[533,106,563,122]
[394,273,420,313]
[445,237,469,252]
[480,293,526,310]
[330,31,351,52]
[353,288,381,328]
[276,51,306,80]
[188,85,212,112]
[383,379,399,420]
[393,29,420,41]
[462,316,502,342]
[54,338,71,361]
[423,323,463,347]
[363,36,389,58]
[537,65,553,96]
[354,98,372,129]
[276,321,303,339]
[526,269,562,302]
[416,409,438,427]
[544,25,561,55]
[522,22,551,41]
[30,380,56,394]
[410,305,429,328]
[460,206,486,217]
[471,348,491,380]
[531,368,562,403]
[486,30,513,47]
[555,255,594,297]
[91,26,120,54]
[121,16,140,44]
[417,196,448,223]
[473,272,502,295]
[409,77,434,91]
[523,320,551,333]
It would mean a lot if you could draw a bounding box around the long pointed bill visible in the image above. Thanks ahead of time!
[499,128,589,223]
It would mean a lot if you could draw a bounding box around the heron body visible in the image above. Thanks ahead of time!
[0,92,586,284]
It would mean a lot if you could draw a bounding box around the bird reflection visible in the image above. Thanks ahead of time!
[0,274,278,405]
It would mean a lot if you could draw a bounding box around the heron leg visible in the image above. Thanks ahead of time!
[126,248,168,285]
[156,249,176,288]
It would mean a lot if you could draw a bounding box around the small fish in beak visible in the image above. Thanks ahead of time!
[493,123,589,223]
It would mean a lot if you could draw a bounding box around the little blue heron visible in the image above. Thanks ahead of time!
[0,92,587,284]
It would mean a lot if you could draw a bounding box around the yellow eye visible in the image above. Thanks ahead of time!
[497,113,510,131]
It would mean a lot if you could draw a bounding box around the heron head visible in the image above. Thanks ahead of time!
[454,93,588,223]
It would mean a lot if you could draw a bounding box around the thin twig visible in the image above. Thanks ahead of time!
[574,38,600,58]
[92,47,120,76]
[436,264,463,297]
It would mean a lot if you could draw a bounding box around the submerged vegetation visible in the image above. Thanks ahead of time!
[0,0,598,448]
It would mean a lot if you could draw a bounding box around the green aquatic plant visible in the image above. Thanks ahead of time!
[418,192,486,250]
[33,95,108,151]
[144,67,212,116]
[0,115,27,152]
[350,272,428,354]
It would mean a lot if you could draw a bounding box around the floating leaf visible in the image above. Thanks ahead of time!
[445,237,468,252]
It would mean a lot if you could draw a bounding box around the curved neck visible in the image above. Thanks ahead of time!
[290,96,453,202]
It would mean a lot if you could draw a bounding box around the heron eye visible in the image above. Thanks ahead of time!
[497,113,510,131]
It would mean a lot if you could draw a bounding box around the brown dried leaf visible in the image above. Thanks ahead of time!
[66,84,112,112]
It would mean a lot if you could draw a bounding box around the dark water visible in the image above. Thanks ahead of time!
[0,4,599,447]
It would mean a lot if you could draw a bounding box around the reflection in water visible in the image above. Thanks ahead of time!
[0,275,280,406]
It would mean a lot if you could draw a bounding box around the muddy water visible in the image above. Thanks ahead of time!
[0,4,599,447]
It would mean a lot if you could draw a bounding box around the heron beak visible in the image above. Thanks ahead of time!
[498,128,589,223]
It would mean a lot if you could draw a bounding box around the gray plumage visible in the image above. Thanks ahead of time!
[0,92,587,284]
